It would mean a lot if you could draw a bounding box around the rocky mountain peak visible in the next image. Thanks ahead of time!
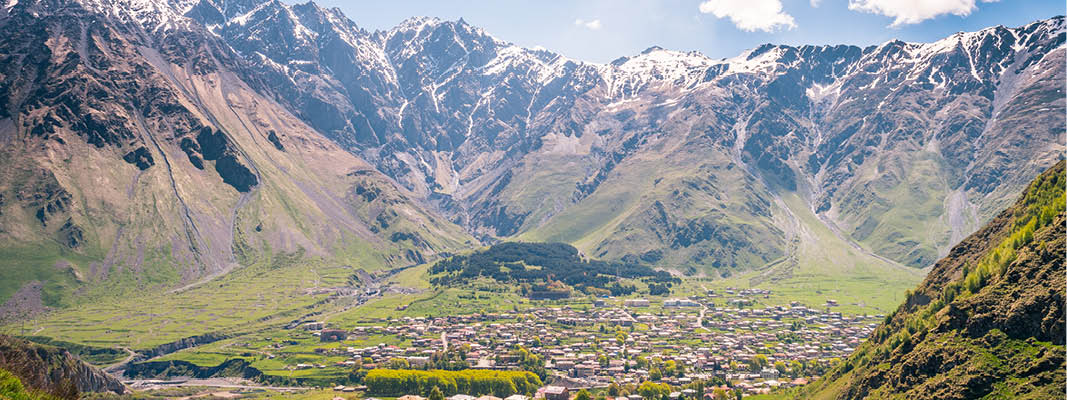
[381,15,505,71]
[194,9,1063,270]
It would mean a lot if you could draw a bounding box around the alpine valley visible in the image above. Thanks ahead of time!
[0,0,1062,398]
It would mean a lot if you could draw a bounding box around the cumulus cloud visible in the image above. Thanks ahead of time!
[848,0,999,27]
[699,0,796,32]
[574,18,603,30]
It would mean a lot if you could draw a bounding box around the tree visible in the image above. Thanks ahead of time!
[608,383,621,397]
[649,367,663,381]
[635,356,649,369]
[364,369,540,397]
[429,386,445,400]
[387,357,411,369]
[711,388,726,400]
[664,360,677,377]
[575,389,593,400]
[693,381,706,398]
[749,355,768,372]
[638,382,670,400]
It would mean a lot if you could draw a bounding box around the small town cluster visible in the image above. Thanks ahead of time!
[300,289,883,398]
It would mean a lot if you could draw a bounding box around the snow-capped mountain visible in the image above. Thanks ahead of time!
[201,0,1062,269]
[0,0,1062,315]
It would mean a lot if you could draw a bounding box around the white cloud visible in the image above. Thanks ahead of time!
[810,0,821,7]
[848,0,1000,27]
[698,0,797,32]
[574,18,603,30]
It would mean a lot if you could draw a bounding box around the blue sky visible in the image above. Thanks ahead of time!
[316,0,1066,63]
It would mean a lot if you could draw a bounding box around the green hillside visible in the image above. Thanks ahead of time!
[0,368,62,400]
[798,160,1065,399]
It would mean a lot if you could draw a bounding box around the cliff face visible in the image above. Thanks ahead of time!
[0,0,475,317]
[0,335,127,398]
[803,160,1066,400]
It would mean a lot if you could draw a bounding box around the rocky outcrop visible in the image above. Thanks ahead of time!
[0,335,127,397]
[137,333,229,360]
[122,147,155,170]
[195,127,258,193]
[125,358,261,380]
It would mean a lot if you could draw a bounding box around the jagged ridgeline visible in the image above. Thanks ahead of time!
[799,160,1065,400]
[429,242,679,297]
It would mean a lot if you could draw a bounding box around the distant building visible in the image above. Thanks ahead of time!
[542,386,569,400]
[575,363,597,377]
[624,299,650,307]
[320,329,347,342]
[473,358,495,369]
[664,298,700,307]
[407,356,430,367]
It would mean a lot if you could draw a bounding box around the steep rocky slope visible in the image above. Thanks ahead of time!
[204,0,1064,272]
[801,161,1065,399]
[0,0,473,316]
[0,335,127,398]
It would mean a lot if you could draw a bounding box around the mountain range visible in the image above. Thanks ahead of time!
[0,0,1063,315]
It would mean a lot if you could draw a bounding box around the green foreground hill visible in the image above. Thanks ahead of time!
[799,160,1065,399]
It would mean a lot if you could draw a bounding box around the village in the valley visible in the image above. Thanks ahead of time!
[289,288,882,399]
